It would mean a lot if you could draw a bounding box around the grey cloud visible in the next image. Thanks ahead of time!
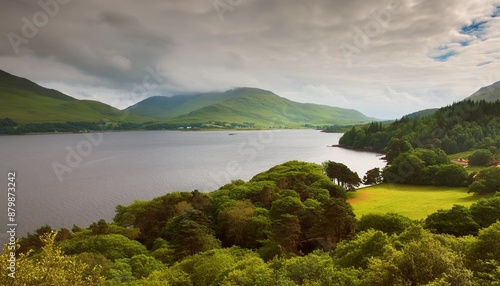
[1,0,499,118]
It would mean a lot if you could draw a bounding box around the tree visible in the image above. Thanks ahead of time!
[56,228,72,242]
[468,149,494,166]
[18,224,54,253]
[128,254,164,278]
[0,232,105,286]
[385,138,413,163]
[383,153,425,184]
[105,259,136,284]
[307,198,356,249]
[363,167,383,185]
[432,164,468,187]
[469,167,500,194]
[218,256,274,285]
[271,214,301,254]
[90,219,109,235]
[269,195,305,219]
[425,205,480,236]
[217,200,270,249]
[466,221,500,284]
[412,148,449,166]
[383,148,467,186]
[322,161,361,191]
[332,229,389,269]
[281,250,362,285]
[365,227,473,286]
[163,209,220,261]
[218,200,256,247]
[469,195,500,228]
[357,212,413,235]
[60,234,148,261]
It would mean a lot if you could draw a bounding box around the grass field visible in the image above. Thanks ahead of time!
[348,184,493,220]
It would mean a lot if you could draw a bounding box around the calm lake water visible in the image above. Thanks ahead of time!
[0,129,385,242]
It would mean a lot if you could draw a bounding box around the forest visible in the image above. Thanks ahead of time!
[339,100,500,155]
[1,160,500,285]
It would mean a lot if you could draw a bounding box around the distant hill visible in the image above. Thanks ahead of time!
[125,88,261,119]
[0,70,147,123]
[404,108,439,120]
[465,81,500,102]
[127,88,377,127]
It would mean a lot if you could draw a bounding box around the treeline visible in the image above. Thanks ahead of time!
[339,100,500,154]
[0,119,123,134]
[379,145,500,193]
[2,161,500,285]
[0,118,263,135]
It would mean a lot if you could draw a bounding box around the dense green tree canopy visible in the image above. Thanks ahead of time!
[339,100,500,155]
[425,205,480,236]
[469,149,495,166]
[469,195,500,228]
[469,167,500,194]
[382,148,468,187]
[357,212,413,235]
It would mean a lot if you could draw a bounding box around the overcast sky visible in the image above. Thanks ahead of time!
[1,0,500,119]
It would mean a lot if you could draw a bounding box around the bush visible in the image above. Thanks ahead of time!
[469,149,494,166]
[470,195,500,228]
[469,167,500,194]
[425,205,480,236]
[357,213,413,235]
[60,234,148,261]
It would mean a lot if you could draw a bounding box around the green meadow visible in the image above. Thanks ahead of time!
[348,183,493,220]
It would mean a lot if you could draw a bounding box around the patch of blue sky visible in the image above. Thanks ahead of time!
[432,50,457,62]
[459,40,471,47]
[492,6,500,17]
[477,61,492,67]
[460,20,488,37]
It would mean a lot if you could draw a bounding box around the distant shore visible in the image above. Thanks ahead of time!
[329,144,386,156]
[0,127,319,136]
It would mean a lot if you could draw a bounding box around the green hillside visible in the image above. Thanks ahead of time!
[125,88,266,119]
[130,87,376,127]
[0,70,148,123]
[339,100,500,154]
[466,81,500,102]
[404,108,439,120]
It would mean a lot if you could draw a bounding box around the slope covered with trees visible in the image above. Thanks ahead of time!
[339,100,500,155]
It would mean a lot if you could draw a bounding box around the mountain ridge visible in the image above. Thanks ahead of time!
[0,70,147,123]
[465,81,500,102]
[127,87,378,127]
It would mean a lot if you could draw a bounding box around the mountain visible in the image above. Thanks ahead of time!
[125,88,262,119]
[0,70,147,123]
[127,88,377,127]
[465,81,500,102]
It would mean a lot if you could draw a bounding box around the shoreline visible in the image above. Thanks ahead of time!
[0,127,323,137]
[330,144,386,156]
